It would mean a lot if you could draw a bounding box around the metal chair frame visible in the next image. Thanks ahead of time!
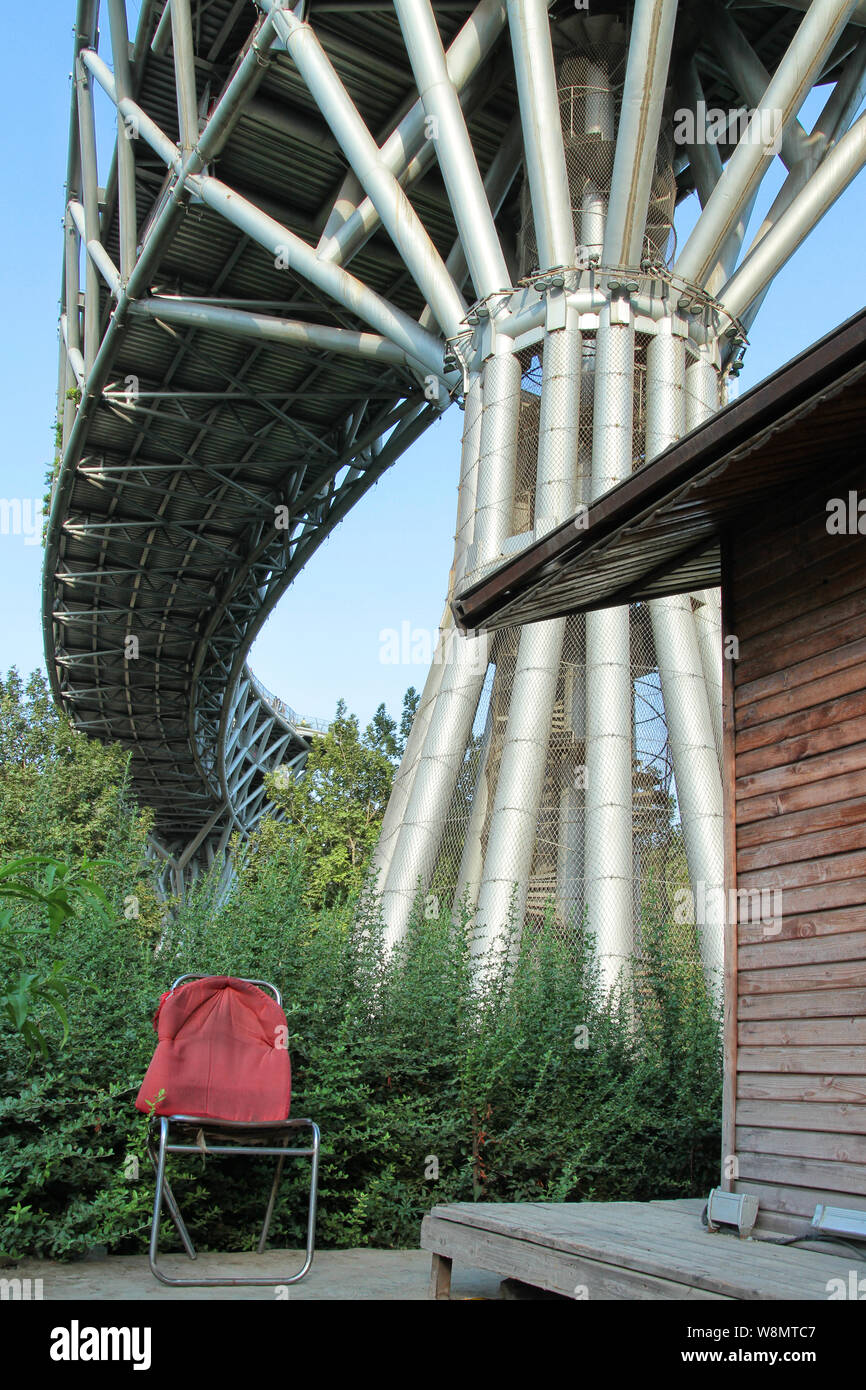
[145,974,319,1288]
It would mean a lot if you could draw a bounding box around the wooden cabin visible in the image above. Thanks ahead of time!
[429,310,866,1296]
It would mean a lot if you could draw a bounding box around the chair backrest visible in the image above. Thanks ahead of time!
[135,975,291,1122]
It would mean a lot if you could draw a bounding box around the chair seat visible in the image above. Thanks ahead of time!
[158,1114,314,1147]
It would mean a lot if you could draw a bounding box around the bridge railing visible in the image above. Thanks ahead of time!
[247,670,330,734]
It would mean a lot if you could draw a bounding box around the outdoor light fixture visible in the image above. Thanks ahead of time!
[706,1188,759,1237]
[812,1205,866,1240]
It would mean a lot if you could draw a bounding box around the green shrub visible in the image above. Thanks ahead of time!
[0,830,721,1259]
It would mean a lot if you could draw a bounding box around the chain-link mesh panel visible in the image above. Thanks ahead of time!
[519,44,677,273]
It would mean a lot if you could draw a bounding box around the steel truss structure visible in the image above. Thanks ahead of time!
[48,2,866,951]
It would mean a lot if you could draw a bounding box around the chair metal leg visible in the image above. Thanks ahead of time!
[258,1144,287,1254]
[148,1116,321,1288]
[147,1121,196,1260]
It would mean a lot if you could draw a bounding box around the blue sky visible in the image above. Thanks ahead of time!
[2,10,865,731]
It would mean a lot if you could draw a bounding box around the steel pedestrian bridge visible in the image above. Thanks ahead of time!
[47,0,866,920]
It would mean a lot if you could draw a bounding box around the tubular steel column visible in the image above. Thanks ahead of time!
[107,0,137,282]
[585,297,635,991]
[372,376,483,897]
[474,319,581,954]
[472,2,577,955]
[75,55,101,375]
[602,0,678,266]
[647,323,724,987]
[380,350,520,946]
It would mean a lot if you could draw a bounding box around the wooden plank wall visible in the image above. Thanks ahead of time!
[727,462,866,1231]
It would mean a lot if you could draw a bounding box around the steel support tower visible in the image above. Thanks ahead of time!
[49,1,866,947]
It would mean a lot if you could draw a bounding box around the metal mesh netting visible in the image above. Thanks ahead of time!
[519,47,677,272]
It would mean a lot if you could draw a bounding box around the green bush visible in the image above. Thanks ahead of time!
[0,829,722,1260]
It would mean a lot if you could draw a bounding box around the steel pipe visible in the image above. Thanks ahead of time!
[195,176,450,381]
[68,200,122,297]
[475,617,565,954]
[507,0,574,270]
[646,324,724,989]
[380,351,519,945]
[580,57,616,257]
[394,0,510,299]
[378,625,488,947]
[170,0,199,152]
[75,55,102,374]
[677,60,754,293]
[60,315,87,390]
[720,106,866,320]
[814,30,866,146]
[129,297,429,373]
[287,0,510,269]
[585,298,635,991]
[734,33,866,334]
[369,624,449,894]
[107,0,137,279]
[705,5,811,170]
[474,318,581,952]
[465,349,522,579]
[603,0,678,267]
[453,375,484,590]
[271,5,467,337]
[419,114,523,329]
[452,703,492,923]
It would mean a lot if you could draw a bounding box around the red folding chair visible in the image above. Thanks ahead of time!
[136,973,319,1288]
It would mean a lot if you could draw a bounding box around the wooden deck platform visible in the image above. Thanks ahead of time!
[421,1198,866,1300]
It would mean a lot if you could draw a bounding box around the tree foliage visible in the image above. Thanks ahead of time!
[0,855,110,1057]
[256,690,416,909]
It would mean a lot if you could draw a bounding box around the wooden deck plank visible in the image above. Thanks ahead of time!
[421,1216,730,1301]
[430,1203,837,1289]
[420,1202,865,1300]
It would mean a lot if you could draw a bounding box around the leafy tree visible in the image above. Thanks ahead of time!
[0,855,110,1057]
[0,668,161,938]
[398,686,419,756]
[257,697,404,908]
